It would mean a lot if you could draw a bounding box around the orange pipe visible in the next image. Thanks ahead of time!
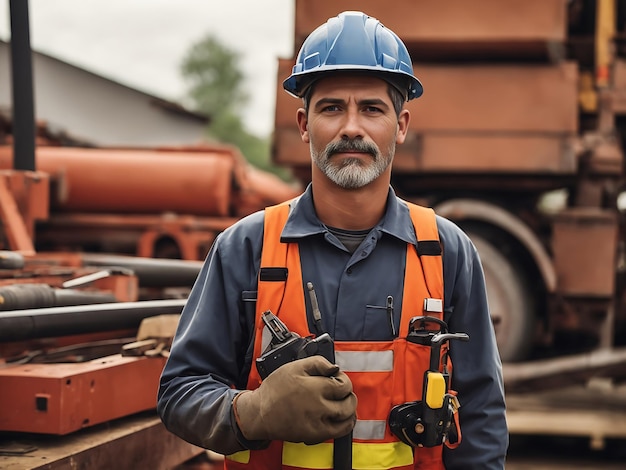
[0,146,237,216]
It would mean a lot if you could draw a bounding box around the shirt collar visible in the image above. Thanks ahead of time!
[281,183,417,246]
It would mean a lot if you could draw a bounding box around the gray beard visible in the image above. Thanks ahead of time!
[311,140,395,189]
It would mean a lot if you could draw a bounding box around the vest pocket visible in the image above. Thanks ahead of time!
[364,304,396,340]
[393,338,434,403]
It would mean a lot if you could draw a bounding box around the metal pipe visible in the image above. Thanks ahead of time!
[80,253,202,287]
[8,0,36,171]
[0,283,117,310]
[503,346,626,393]
[0,299,186,341]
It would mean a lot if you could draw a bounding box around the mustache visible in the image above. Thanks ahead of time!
[325,139,379,158]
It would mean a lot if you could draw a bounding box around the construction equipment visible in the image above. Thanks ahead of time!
[272,0,626,369]
[0,2,290,468]
[271,0,626,448]
[0,142,300,261]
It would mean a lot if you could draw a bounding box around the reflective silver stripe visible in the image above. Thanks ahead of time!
[335,350,394,372]
[353,419,387,440]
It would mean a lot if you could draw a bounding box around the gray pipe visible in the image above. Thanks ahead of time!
[0,283,117,310]
[0,299,186,341]
[81,253,203,287]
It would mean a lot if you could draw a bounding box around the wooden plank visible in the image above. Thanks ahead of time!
[506,382,626,449]
[507,407,626,450]
[0,411,203,470]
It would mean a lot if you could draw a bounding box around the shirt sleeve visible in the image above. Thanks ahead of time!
[438,217,509,469]
[156,212,266,455]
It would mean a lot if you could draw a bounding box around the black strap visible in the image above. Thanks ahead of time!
[417,240,442,256]
[259,267,288,282]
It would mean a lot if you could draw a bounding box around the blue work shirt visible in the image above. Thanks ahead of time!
[158,184,508,469]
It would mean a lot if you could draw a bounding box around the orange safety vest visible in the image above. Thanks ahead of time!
[225,200,458,470]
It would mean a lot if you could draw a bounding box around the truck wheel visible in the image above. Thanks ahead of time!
[467,233,535,362]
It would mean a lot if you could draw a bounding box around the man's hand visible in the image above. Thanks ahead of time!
[233,355,357,444]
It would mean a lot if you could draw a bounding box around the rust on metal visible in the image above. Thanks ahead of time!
[0,354,167,435]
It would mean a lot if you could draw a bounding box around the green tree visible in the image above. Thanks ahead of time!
[181,34,291,179]
[181,35,246,118]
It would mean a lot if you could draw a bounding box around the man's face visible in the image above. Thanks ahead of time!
[297,75,409,189]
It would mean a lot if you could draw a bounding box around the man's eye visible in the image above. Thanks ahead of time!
[323,105,341,112]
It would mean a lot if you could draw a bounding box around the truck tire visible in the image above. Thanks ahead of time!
[467,232,535,362]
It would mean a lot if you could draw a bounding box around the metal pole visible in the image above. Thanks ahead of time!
[0,299,186,341]
[333,433,352,470]
[9,0,36,171]
[80,253,203,287]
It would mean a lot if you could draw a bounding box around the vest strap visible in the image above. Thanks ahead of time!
[406,203,443,302]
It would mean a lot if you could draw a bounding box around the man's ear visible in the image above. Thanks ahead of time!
[296,108,309,144]
[396,109,410,145]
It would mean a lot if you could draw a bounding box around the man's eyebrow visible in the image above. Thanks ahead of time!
[312,97,390,109]
[312,97,344,109]
[360,98,389,108]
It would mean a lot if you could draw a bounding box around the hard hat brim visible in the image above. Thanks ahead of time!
[283,67,424,101]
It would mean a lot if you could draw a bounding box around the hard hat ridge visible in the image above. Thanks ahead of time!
[283,11,423,100]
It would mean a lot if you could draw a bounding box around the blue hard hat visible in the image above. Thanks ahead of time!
[283,11,423,101]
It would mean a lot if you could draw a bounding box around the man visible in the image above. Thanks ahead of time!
[158,11,508,469]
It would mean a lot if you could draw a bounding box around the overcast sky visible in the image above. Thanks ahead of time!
[0,0,296,136]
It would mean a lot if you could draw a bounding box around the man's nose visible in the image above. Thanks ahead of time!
[339,108,364,140]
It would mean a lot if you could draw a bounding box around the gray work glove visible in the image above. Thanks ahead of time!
[233,355,357,444]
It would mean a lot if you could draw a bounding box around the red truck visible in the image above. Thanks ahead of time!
[272,0,626,367]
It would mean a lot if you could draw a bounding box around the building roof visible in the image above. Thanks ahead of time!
[0,39,211,147]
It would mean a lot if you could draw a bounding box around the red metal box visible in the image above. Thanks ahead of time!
[0,354,167,434]
[274,59,578,174]
[293,0,567,60]
[551,208,618,297]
